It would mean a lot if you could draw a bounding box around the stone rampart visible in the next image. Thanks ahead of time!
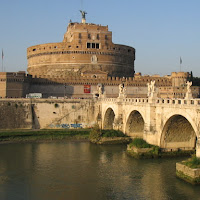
[31,99,97,129]
[0,99,97,130]
[0,99,32,129]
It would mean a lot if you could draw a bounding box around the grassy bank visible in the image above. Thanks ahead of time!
[89,126,130,144]
[182,155,200,169]
[127,138,194,159]
[0,129,91,143]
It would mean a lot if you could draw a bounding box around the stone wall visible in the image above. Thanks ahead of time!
[0,100,32,129]
[176,162,200,184]
[27,22,135,77]
[0,99,97,130]
[31,99,97,129]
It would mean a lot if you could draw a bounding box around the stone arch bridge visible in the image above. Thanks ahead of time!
[96,97,200,151]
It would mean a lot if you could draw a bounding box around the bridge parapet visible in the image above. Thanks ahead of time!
[122,98,149,104]
[100,97,149,104]
[156,98,200,106]
[100,97,200,107]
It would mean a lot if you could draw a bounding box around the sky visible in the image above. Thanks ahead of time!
[0,0,200,76]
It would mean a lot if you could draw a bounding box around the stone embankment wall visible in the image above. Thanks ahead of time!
[31,99,97,129]
[0,99,97,130]
[0,99,32,129]
[0,99,97,129]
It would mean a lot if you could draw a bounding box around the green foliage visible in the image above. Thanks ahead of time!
[54,103,59,108]
[101,129,125,137]
[187,71,200,87]
[0,129,91,142]
[7,102,11,106]
[129,138,153,148]
[151,146,160,155]
[89,127,126,143]
[184,155,200,168]
[15,104,18,109]
[89,124,102,142]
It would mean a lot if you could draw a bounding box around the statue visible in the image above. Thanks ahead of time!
[147,80,156,98]
[119,84,124,94]
[186,81,192,93]
[147,82,150,97]
[97,83,103,95]
[80,10,87,20]
[118,83,126,97]
[150,80,155,93]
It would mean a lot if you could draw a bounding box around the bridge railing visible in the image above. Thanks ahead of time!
[156,98,200,106]
[100,98,118,102]
[100,97,200,106]
[122,98,149,103]
[100,97,149,104]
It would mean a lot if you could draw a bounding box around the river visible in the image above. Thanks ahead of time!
[0,141,199,200]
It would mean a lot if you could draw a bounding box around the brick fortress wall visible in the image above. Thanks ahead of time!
[27,22,135,77]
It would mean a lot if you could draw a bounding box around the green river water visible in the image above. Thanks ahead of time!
[0,141,200,200]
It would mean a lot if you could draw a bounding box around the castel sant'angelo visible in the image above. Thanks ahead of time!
[27,11,135,78]
[0,11,199,99]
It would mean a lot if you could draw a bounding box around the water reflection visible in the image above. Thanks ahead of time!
[0,142,199,200]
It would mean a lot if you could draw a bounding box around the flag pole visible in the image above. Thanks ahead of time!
[180,57,182,72]
[1,49,3,72]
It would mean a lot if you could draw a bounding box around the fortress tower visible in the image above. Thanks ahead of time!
[27,12,135,78]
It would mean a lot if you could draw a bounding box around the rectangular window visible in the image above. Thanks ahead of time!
[97,34,99,40]
[79,33,81,39]
[87,43,91,48]
[92,43,95,48]
[96,43,99,49]
[88,34,91,39]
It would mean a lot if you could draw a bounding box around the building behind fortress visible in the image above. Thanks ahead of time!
[0,12,199,99]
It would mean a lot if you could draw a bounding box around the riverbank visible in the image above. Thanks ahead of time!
[0,129,91,144]
[126,138,194,158]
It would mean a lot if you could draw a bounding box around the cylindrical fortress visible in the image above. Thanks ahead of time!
[27,21,135,77]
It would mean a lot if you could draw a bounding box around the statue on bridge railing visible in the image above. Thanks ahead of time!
[97,83,104,98]
[118,83,127,98]
[186,81,192,93]
[147,80,156,98]
[185,81,192,99]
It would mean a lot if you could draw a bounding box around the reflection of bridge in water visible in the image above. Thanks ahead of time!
[97,97,200,151]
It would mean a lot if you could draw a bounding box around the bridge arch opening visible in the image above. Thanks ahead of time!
[103,108,115,129]
[125,111,144,138]
[161,115,196,150]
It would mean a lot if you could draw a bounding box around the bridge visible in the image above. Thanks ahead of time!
[97,96,200,151]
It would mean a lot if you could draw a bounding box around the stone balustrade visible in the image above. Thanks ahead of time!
[100,97,200,106]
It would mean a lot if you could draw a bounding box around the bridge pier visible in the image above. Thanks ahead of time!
[196,137,200,158]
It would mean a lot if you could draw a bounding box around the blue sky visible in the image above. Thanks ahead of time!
[0,0,200,76]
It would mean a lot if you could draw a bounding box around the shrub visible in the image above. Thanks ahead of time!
[101,129,125,137]
[184,155,200,168]
[89,124,102,143]
[129,138,153,148]
[151,146,160,155]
